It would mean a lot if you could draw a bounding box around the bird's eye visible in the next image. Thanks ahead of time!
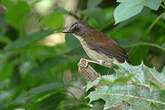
[70,23,81,33]
[73,25,79,31]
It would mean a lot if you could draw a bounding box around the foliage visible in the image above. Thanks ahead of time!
[87,62,165,109]
[114,0,162,24]
[0,0,165,110]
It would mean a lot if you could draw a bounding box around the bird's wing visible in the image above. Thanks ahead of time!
[86,33,128,63]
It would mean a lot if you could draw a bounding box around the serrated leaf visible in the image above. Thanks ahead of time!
[87,85,109,103]
[116,62,165,88]
[87,62,165,109]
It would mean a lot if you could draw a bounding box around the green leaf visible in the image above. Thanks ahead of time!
[117,0,143,3]
[64,33,89,58]
[5,30,54,50]
[114,2,144,24]
[14,82,65,104]
[117,40,165,52]
[87,0,103,9]
[87,62,165,109]
[144,0,162,10]
[114,0,162,24]
[55,8,69,14]
[65,34,81,49]
[64,47,88,59]
[129,47,149,65]
[3,0,30,32]
[82,8,105,26]
[0,53,15,81]
[115,39,165,65]
[41,12,64,30]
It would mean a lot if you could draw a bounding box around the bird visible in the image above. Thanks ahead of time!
[63,22,129,68]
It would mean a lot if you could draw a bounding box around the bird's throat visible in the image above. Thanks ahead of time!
[73,34,82,40]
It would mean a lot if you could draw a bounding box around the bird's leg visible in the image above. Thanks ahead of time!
[97,60,114,69]
[79,58,101,67]
[85,59,101,65]
[97,60,106,65]
[97,60,111,65]
[84,59,112,66]
[79,58,113,68]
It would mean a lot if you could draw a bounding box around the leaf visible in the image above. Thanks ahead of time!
[116,40,165,52]
[129,47,149,65]
[41,12,64,30]
[115,39,165,65]
[114,2,144,24]
[144,0,162,10]
[3,0,30,32]
[36,92,66,110]
[114,0,162,24]
[0,53,15,81]
[13,82,65,104]
[64,34,88,58]
[87,0,103,9]
[64,47,88,59]
[82,8,105,26]
[65,34,81,49]
[117,0,143,4]
[55,8,69,14]
[5,30,54,50]
[86,62,165,109]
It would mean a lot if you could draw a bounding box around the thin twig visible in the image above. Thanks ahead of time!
[78,58,99,82]
[124,42,165,52]
[68,11,81,20]
[141,12,165,40]
[160,4,165,9]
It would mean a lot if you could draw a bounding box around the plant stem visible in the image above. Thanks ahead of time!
[124,42,165,52]
[141,12,165,41]
[160,4,165,9]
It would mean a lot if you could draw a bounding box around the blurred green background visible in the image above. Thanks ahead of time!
[0,0,165,110]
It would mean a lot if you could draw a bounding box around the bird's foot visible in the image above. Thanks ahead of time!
[78,58,89,68]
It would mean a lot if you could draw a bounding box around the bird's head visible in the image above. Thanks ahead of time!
[63,22,93,39]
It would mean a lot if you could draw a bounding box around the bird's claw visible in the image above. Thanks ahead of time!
[78,58,89,68]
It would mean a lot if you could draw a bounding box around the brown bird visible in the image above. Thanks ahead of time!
[63,22,129,67]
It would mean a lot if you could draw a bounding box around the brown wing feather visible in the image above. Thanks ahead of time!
[85,30,128,63]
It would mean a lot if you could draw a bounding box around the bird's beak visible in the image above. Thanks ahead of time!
[63,29,73,33]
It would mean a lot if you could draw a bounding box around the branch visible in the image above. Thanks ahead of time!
[68,11,81,20]
[78,58,99,82]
